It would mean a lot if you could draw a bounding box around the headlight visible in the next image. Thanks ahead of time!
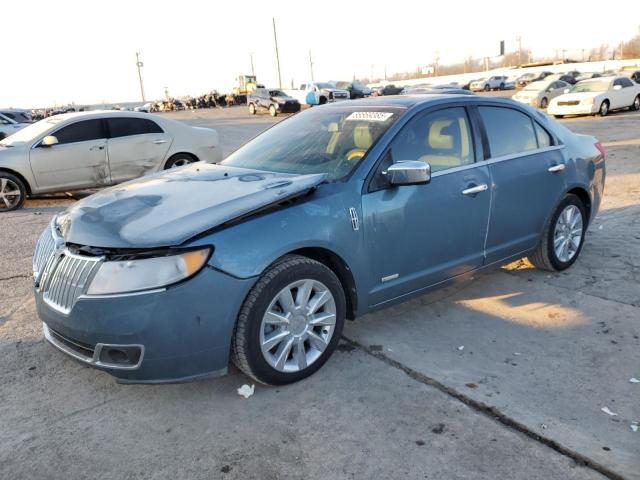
[87,248,211,295]
[581,97,594,105]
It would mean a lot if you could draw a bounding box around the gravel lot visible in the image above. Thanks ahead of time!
[1,104,639,479]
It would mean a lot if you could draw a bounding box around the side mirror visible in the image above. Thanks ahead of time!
[41,135,59,147]
[613,85,622,90]
[384,161,431,186]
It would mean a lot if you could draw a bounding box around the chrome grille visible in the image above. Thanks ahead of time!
[33,224,103,314]
[558,100,579,106]
[33,226,56,278]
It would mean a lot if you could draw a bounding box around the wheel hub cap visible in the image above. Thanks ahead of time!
[260,279,337,373]
[0,178,21,209]
[553,205,583,263]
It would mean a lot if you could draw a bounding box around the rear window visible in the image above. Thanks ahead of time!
[478,106,537,158]
[107,118,163,138]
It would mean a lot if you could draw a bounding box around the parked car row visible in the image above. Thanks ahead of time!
[513,75,640,117]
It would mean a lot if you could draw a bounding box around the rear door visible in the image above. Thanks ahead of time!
[106,117,172,183]
[477,105,567,263]
[29,119,109,191]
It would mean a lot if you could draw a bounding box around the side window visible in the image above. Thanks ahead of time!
[620,77,633,88]
[53,119,105,145]
[478,106,537,158]
[391,107,474,173]
[300,84,306,90]
[613,79,622,87]
[108,118,163,138]
[534,122,552,148]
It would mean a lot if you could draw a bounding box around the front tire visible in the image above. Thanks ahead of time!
[248,103,256,115]
[232,255,346,385]
[540,97,549,109]
[0,172,27,212]
[269,104,277,117]
[598,100,609,117]
[484,84,490,92]
[632,95,640,111]
[528,194,587,271]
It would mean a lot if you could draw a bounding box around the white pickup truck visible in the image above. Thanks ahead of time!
[284,82,350,106]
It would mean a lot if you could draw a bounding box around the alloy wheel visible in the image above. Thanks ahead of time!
[553,205,583,263]
[259,279,336,373]
[171,158,193,168]
[0,178,22,210]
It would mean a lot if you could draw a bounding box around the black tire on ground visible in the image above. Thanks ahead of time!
[632,95,640,111]
[164,153,197,169]
[528,194,587,272]
[499,82,505,90]
[269,104,277,117]
[248,103,256,115]
[484,84,490,92]
[598,100,609,117]
[540,97,548,109]
[231,254,346,385]
[554,115,564,119]
[0,132,5,140]
[0,171,27,212]
[318,96,327,105]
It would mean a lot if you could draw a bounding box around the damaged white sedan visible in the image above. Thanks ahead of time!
[0,111,221,211]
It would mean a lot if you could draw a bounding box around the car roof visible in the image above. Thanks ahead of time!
[46,110,162,121]
[327,94,515,109]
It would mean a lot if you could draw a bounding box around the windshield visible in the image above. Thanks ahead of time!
[519,73,535,79]
[570,80,611,93]
[222,106,402,181]
[0,117,62,145]
[269,90,287,97]
[524,81,549,91]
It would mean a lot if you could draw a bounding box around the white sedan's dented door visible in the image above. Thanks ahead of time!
[106,117,172,184]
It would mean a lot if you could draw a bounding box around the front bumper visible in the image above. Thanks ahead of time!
[37,266,256,383]
[547,103,596,116]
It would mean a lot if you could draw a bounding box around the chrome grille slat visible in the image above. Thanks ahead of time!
[33,222,104,314]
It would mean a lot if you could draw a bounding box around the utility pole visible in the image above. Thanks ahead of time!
[250,52,255,77]
[135,52,146,102]
[517,36,522,66]
[272,17,282,88]
[384,65,387,81]
[309,50,315,81]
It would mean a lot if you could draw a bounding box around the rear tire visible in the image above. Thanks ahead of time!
[231,255,346,385]
[248,103,256,115]
[0,171,27,212]
[164,153,197,169]
[528,194,587,271]
[632,95,640,111]
[499,82,505,90]
[484,84,490,92]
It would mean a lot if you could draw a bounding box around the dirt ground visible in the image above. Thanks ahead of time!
[1,105,638,479]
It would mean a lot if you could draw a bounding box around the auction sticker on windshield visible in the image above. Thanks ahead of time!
[345,112,394,122]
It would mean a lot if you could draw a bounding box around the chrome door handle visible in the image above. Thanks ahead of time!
[153,139,168,144]
[89,145,104,151]
[462,184,488,196]
[548,164,565,172]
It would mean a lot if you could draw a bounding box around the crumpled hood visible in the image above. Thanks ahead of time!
[57,163,326,249]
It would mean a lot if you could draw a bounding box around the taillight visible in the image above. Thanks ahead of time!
[595,142,605,158]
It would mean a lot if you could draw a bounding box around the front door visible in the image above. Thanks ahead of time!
[106,117,172,183]
[362,106,491,307]
[29,119,109,192]
[477,105,568,263]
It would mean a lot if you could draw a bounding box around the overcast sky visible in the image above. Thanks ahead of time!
[4,0,639,107]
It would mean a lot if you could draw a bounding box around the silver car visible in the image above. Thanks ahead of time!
[0,111,221,211]
[512,80,570,109]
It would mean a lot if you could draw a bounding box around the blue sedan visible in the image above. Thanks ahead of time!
[33,95,606,385]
